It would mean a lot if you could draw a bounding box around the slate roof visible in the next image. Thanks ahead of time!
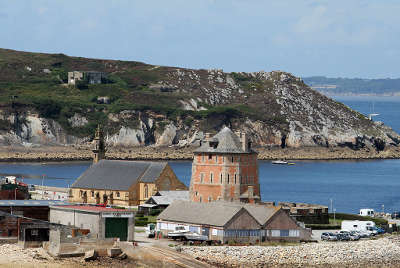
[157,200,247,227]
[158,200,280,226]
[146,191,189,205]
[72,160,168,190]
[194,127,254,154]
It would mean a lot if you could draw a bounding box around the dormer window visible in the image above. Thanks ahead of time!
[209,141,218,149]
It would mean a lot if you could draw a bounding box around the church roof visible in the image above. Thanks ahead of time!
[194,127,254,154]
[72,160,168,190]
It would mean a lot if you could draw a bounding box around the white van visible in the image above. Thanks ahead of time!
[359,209,374,217]
[341,220,376,232]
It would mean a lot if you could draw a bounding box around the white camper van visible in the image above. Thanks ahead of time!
[341,220,376,233]
[359,209,374,217]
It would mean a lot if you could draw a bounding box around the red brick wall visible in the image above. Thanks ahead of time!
[190,152,260,202]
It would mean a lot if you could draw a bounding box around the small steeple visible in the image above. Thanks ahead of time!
[92,124,106,164]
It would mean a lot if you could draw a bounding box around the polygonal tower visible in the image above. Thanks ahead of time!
[189,127,260,203]
[92,124,106,164]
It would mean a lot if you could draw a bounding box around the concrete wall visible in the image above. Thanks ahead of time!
[50,209,101,238]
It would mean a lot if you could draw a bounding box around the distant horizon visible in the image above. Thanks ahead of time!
[3,46,400,81]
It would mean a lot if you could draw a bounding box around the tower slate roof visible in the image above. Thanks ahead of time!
[72,160,168,190]
[194,127,255,154]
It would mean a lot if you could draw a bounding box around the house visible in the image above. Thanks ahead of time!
[157,201,312,243]
[49,205,136,241]
[138,190,189,215]
[69,160,187,206]
[189,127,260,203]
[67,71,106,85]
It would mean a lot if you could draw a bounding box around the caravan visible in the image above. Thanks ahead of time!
[341,220,377,235]
[359,209,374,217]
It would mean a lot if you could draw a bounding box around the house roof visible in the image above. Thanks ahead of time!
[194,127,254,154]
[157,200,281,226]
[147,191,189,205]
[0,200,70,207]
[157,200,246,227]
[72,160,168,190]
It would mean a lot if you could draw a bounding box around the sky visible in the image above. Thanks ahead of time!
[1,0,399,78]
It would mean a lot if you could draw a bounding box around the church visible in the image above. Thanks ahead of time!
[189,127,261,203]
[69,126,187,206]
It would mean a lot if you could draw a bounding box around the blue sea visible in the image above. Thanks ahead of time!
[1,96,400,214]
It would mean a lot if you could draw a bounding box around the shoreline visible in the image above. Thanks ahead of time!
[0,146,399,162]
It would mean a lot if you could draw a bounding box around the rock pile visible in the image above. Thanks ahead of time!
[183,236,400,267]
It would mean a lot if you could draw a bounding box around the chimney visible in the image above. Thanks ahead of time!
[241,132,249,152]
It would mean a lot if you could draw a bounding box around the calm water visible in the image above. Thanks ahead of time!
[1,96,400,214]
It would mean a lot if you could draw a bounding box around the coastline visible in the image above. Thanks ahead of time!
[0,145,399,162]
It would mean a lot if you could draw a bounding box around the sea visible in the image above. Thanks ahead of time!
[1,96,400,214]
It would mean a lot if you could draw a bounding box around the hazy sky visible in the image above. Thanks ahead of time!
[1,0,399,78]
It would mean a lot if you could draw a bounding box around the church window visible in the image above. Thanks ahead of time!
[79,190,83,197]
[116,192,120,197]
[144,185,149,198]
[200,173,204,183]
[91,191,94,197]
[210,173,214,183]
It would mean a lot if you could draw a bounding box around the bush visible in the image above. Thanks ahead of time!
[305,224,341,230]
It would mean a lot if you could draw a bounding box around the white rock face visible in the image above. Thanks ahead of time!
[68,113,88,127]
[156,123,177,146]
[107,126,145,146]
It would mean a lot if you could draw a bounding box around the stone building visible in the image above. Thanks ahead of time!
[69,160,187,206]
[189,127,260,203]
[67,71,106,85]
[157,201,312,243]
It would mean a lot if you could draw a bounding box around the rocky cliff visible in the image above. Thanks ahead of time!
[0,48,399,152]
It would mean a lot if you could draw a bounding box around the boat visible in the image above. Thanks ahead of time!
[272,160,288,165]
[183,232,208,241]
[0,176,30,200]
[167,226,190,239]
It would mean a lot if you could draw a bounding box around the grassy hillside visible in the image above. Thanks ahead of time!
[0,48,288,138]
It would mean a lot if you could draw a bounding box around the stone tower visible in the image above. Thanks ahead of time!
[92,124,106,164]
[189,127,260,203]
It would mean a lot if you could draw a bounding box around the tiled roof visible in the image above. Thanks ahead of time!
[72,160,168,190]
[147,191,189,205]
[194,127,254,154]
[158,200,280,226]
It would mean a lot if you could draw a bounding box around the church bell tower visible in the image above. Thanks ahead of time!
[92,124,106,164]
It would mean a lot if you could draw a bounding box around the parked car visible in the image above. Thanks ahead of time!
[321,232,338,241]
[391,212,400,219]
[336,233,350,241]
[338,230,359,241]
[348,231,360,241]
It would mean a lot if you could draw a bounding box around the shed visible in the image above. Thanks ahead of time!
[139,190,189,215]
[49,205,135,241]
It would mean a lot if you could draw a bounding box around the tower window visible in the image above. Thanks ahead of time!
[223,156,225,163]
[234,174,237,184]
[215,155,218,163]
[210,173,214,183]
[195,191,198,196]
[227,174,230,184]
[199,196,202,202]
[231,156,234,162]
[220,174,223,184]
[202,154,205,162]
[200,173,204,183]
[208,154,212,160]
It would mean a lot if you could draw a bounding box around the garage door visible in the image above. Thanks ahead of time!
[105,218,128,241]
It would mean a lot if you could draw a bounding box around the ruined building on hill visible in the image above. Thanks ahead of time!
[189,127,260,203]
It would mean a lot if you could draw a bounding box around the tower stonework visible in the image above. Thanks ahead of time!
[92,125,106,164]
[189,127,260,203]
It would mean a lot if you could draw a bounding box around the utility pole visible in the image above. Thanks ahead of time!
[330,198,333,213]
